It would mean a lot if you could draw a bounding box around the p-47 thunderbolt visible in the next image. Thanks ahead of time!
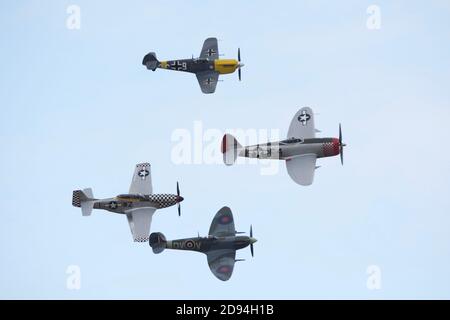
[142,37,244,94]
[221,107,346,186]
[72,163,183,242]
[149,206,256,281]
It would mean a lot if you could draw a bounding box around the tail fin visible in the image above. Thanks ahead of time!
[142,52,159,71]
[72,188,95,216]
[221,134,242,166]
[149,232,167,254]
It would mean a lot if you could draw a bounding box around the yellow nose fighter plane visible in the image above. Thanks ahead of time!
[142,37,244,94]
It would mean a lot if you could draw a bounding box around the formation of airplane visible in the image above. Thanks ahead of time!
[149,207,256,281]
[142,37,244,94]
[72,38,347,281]
[72,163,183,242]
[221,107,346,186]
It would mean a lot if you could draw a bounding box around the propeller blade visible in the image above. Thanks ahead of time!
[176,181,181,216]
[339,123,344,165]
[238,48,241,62]
[238,68,241,81]
[250,225,254,257]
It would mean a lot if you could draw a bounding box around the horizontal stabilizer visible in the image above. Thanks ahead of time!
[221,134,242,166]
[72,188,95,216]
[81,200,94,217]
[142,52,159,71]
[149,232,167,254]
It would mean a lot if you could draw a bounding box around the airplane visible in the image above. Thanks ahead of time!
[149,206,256,281]
[221,107,346,186]
[72,163,184,242]
[142,37,244,94]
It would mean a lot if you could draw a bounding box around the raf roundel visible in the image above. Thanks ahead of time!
[219,214,232,225]
[185,240,195,249]
[218,265,231,274]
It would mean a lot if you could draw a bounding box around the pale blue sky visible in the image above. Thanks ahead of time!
[1,0,450,299]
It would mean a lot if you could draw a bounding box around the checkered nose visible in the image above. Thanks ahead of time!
[333,138,341,155]
[323,138,340,157]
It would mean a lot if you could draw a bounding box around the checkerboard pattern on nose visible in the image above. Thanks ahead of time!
[149,194,177,208]
[322,141,338,156]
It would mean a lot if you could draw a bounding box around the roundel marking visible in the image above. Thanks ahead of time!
[297,110,311,126]
[185,240,195,249]
[138,169,149,178]
[218,265,231,274]
[109,201,118,209]
[219,215,232,224]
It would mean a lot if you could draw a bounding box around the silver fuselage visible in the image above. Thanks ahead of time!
[92,194,181,214]
[240,138,340,160]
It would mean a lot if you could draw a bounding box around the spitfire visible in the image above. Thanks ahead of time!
[142,37,244,94]
[149,207,257,281]
[72,163,184,242]
[221,107,346,186]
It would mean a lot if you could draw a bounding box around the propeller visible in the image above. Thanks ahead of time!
[250,225,254,257]
[176,181,182,216]
[237,48,244,81]
[339,123,346,165]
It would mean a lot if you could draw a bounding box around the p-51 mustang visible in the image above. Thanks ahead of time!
[142,37,244,94]
[72,163,184,242]
[149,206,256,281]
[221,107,346,186]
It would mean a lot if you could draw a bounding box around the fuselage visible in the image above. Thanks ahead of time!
[239,137,340,160]
[92,193,182,214]
[165,235,256,254]
[158,58,240,75]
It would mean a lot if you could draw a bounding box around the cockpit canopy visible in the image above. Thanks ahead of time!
[193,58,208,63]
[280,137,303,145]
[116,194,146,200]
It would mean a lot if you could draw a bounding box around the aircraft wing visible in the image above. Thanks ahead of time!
[285,154,317,186]
[126,207,156,242]
[287,107,315,139]
[199,37,219,60]
[196,71,219,94]
[208,206,236,237]
[129,163,152,194]
[206,249,236,281]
